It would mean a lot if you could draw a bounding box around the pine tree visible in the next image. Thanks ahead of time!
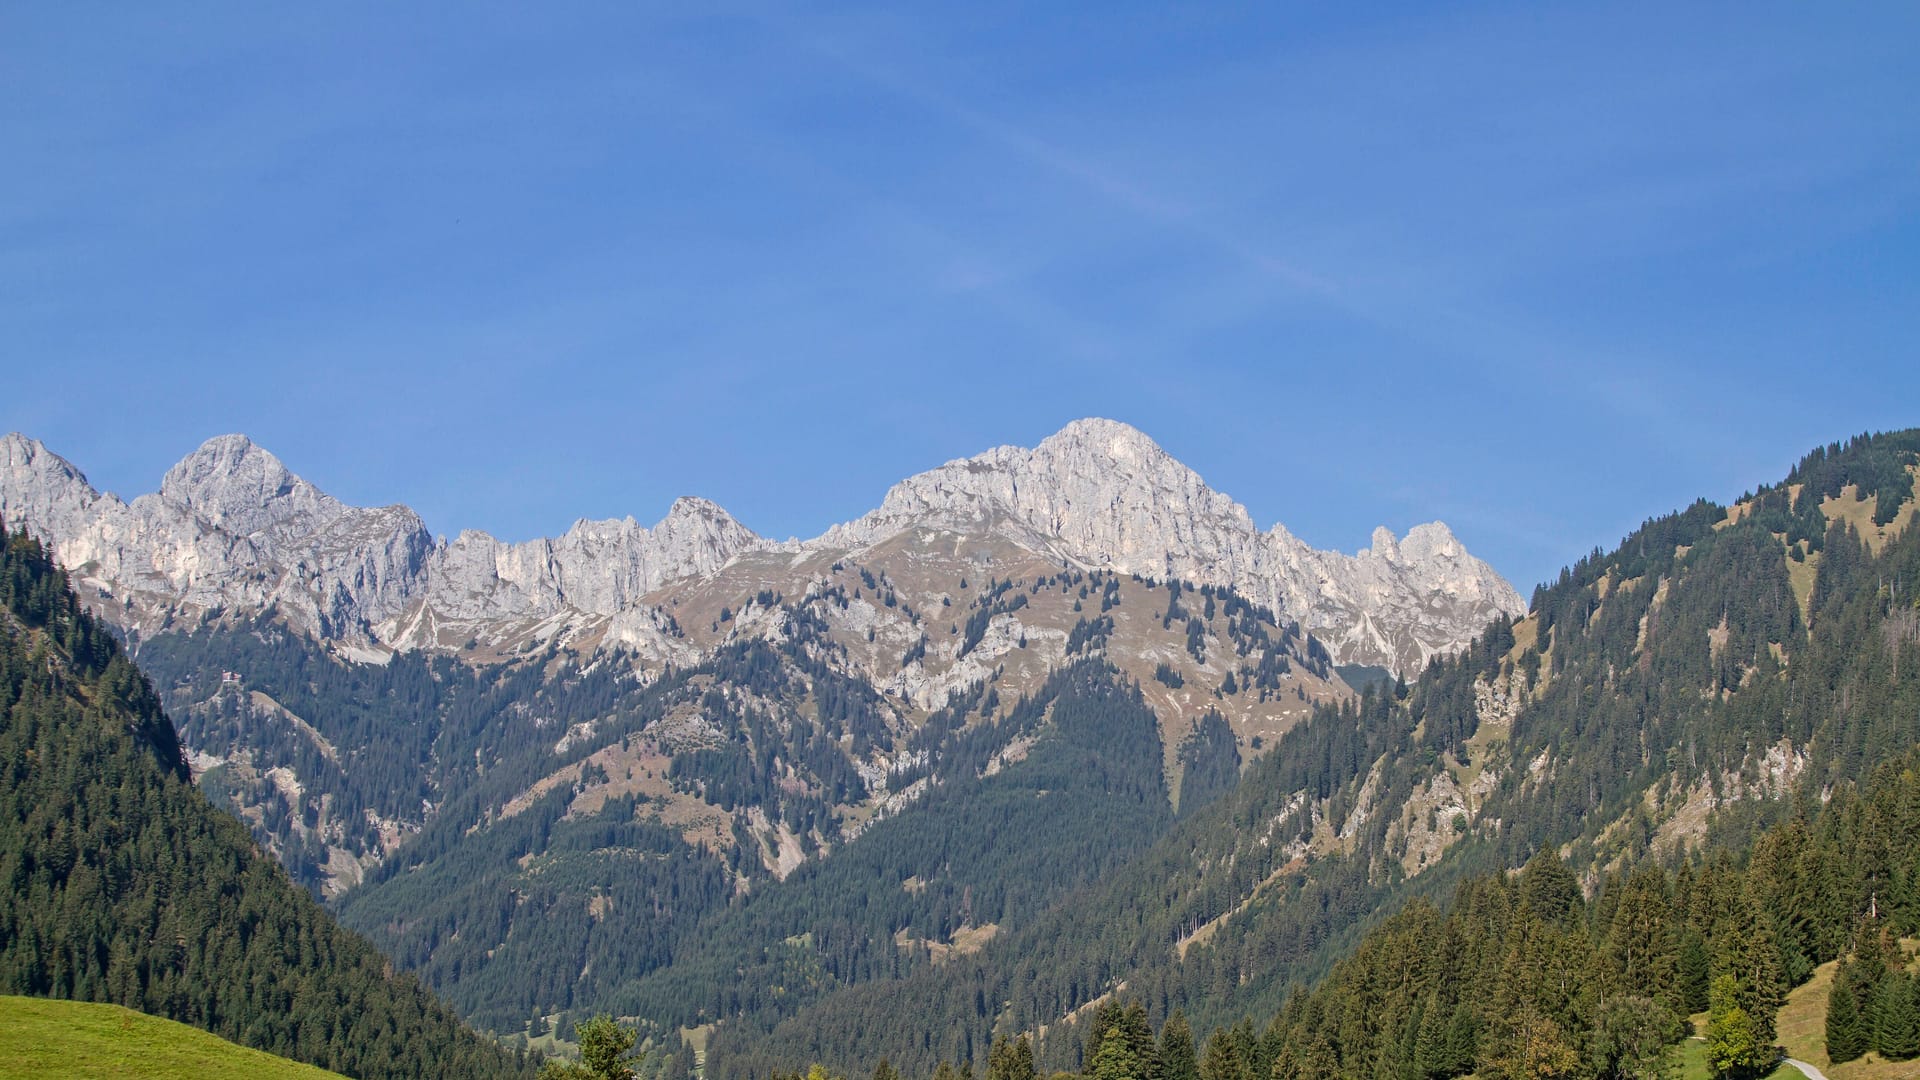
[1198,1029,1247,1080]
[987,1037,1035,1080]
[1157,1011,1197,1080]
[1092,1025,1143,1080]
[1084,1002,1123,1075]
[1825,974,1868,1065]
[1873,973,1920,1060]
[1605,866,1679,1009]
[1120,1003,1158,1080]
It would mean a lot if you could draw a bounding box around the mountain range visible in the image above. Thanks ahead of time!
[0,418,1522,676]
[0,417,1521,1041]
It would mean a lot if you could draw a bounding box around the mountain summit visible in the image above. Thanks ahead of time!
[817,418,1523,670]
[0,420,1521,672]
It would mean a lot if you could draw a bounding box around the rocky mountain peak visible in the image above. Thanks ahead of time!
[1,434,109,543]
[3,434,88,498]
[663,495,755,535]
[158,434,338,537]
[1399,521,1464,563]
[810,418,1524,672]
[1039,416,1170,465]
[820,417,1256,558]
[3,432,75,480]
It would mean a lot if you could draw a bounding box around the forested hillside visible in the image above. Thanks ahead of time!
[322,572,1302,1035]
[0,522,530,1080]
[799,747,1920,1080]
[711,430,1920,1078]
[603,659,1176,1031]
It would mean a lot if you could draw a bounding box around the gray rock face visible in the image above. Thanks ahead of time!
[0,433,767,646]
[398,498,772,644]
[817,419,1525,672]
[2,432,432,638]
[0,420,1525,672]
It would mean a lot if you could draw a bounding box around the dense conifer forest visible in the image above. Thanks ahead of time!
[759,745,1920,1080]
[0,521,532,1079]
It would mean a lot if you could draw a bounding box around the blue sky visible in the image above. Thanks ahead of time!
[3,5,1916,594]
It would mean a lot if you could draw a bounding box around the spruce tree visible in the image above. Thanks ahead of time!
[1439,1003,1478,1078]
[987,1037,1035,1080]
[1711,887,1784,1043]
[1120,1002,1159,1080]
[1084,1002,1123,1075]
[1412,992,1450,1079]
[1198,1029,1247,1080]
[1677,930,1713,1014]
[1825,975,1868,1065]
[1157,1011,1197,1080]
[1092,1026,1142,1080]
[1605,866,1679,1008]
[1873,973,1920,1060]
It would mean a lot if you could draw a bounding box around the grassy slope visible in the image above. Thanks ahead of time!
[0,996,346,1080]
[1673,1037,1803,1080]
[1775,955,1920,1080]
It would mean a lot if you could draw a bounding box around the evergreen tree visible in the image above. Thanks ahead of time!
[1198,1029,1247,1080]
[987,1037,1036,1080]
[1710,887,1784,1044]
[1605,867,1679,1010]
[1873,973,1920,1060]
[1518,851,1583,927]
[1412,992,1452,1079]
[1092,1026,1143,1080]
[1676,930,1712,1014]
[1119,1003,1158,1080]
[1438,1003,1479,1079]
[1825,973,1867,1065]
[1157,1011,1197,1080]
[1270,1033,1336,1080]
[1084,1002,1123,1074]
